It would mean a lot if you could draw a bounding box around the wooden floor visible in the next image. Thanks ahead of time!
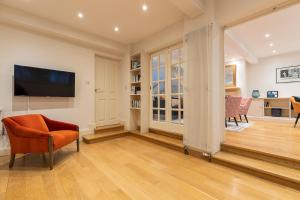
[224,119,300,161]
[1,137,300,199]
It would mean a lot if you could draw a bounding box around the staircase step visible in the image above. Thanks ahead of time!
[94,124,124,134]
[130,131,184,152]
[213,151,300,190]
[149,128,183,140]
[221,143,300,170]
[83,130,129,144]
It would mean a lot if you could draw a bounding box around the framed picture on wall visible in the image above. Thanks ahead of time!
[276,65,300,83]
[225,64,236,88]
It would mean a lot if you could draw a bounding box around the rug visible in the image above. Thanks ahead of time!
[225,121,254,132]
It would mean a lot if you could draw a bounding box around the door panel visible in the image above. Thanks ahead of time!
[95,57,119,126]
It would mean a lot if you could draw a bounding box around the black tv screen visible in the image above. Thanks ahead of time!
[14,65,75,97]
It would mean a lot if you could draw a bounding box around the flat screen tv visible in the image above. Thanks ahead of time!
[14,65,75,97]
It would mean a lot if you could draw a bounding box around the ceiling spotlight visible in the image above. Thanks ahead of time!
[269,43,274,47]
[272,50,277,54]
[78,12,84,19]
[265,33,270,38]
[142,4,148,11]
[114,26,119,32]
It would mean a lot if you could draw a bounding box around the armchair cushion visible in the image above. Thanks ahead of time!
[51,130,79,150]
[42,115,79,131]
[11,114,49,132]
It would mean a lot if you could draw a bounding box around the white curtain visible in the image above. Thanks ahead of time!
[184,23,224,154]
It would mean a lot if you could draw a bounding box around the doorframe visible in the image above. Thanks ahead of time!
[221,0,300,141]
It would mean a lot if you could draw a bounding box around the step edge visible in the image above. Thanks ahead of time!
[129,132,184,151]
[139,133,184,148]
[83,131,129,141]
[149,128,183,140]
[221,143,300,164]
[95,124,124,131]
[213,155,300,184]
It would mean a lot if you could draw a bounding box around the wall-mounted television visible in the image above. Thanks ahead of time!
[14,65,75,97]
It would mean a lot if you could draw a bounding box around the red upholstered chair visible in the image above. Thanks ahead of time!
[2,114,79,170]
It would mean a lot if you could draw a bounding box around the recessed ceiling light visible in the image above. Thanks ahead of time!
[114,26,119,32]
[269,43,274,47]
[272,50,277,54]
[265,33,270,38]
[142,4,148,11]
[78,12,84,19]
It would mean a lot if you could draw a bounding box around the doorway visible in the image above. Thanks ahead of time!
[95,56,119,126]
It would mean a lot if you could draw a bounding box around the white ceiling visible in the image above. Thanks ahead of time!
[225,3,300,62]
[0,0,187,44]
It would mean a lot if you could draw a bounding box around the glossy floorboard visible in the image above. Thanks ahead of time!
[1,137,300,200]
[224,119,300,160]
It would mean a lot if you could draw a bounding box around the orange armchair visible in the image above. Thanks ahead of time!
[290,97,300,128]
[2,114,79,170]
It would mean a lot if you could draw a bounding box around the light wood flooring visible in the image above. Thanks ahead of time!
[224,119,300,161]
[1,137,300,199]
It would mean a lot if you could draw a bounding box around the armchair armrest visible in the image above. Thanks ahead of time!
[14,126,50,139]
[42,115,79,131]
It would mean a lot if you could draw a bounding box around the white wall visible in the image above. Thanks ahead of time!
[0,25,96,134]
[247,51,300,97]
[226,59,247,96]
[118,51,131,130]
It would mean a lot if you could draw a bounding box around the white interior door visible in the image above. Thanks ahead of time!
[95,57,119,126]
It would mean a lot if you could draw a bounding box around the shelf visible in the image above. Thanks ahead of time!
[264,107,289,110]
[131,107,140,110]
[225,87,240,92]
[130,82,141,84]
[130,68,141,72]
[130,94,141,96]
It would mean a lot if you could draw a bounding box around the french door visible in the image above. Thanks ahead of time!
[150,44,184,132]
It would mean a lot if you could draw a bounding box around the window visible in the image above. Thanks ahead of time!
[150,45,184,125]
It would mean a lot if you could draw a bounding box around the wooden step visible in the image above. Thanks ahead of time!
[130,131,184,152]
[221,143,300,170]
[83,130,129,144]
[94,124,124,134]
[149,128,183,140]
[212,151,300,191]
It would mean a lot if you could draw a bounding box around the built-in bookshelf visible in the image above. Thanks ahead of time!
[129,52,150,133]
[130,54,141,110]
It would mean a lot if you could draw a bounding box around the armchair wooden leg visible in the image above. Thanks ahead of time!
[225,118,227,128]
[244,115,249,123]
[234,117,238,126]
[9,153,15,169]
[239,115,243,122]
[294,113,300,128]
[48,136,54,170]
[76,139,80,152]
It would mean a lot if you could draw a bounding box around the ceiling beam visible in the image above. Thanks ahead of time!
[168,0,205,18]
[225,30,258,64]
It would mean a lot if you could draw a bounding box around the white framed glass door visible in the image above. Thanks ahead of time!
[150,44,184,133]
